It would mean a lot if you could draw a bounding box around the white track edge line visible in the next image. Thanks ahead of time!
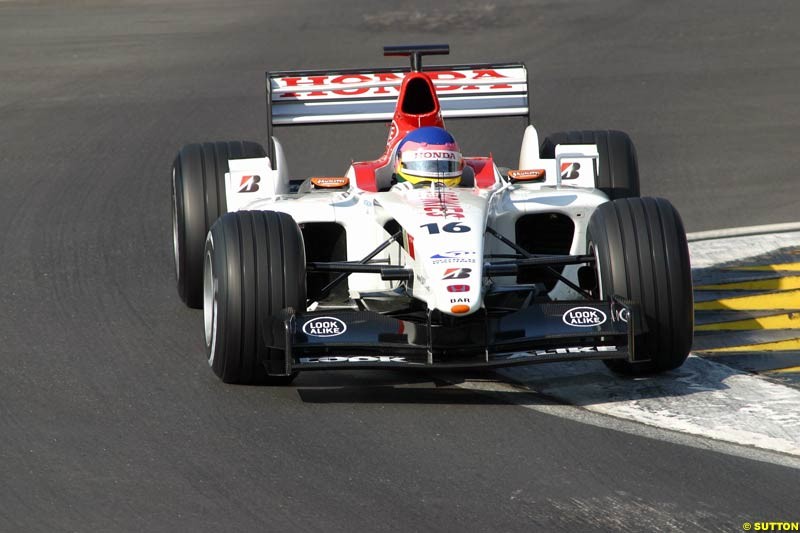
[454,378,800,470]
[687,222,800,242]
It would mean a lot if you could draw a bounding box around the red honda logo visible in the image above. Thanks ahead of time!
[447,284,470,292]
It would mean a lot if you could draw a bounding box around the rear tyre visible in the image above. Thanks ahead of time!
[540,130,640,199]
[587,198,693,375]
[172,140,267,308]
[204,211,306,385]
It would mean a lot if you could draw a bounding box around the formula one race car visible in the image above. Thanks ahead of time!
[171,44,693,384]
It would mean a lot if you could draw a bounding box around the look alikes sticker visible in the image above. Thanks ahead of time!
[302,317,347,337]
[299,356,409,364]
[562,307,607,327]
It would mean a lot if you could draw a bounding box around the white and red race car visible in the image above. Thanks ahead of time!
[171,45,693,384]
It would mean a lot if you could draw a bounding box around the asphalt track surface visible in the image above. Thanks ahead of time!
[1,1,799,531]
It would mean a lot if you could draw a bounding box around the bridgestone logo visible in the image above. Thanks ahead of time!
[238,174,260,193]
[302,317,347,337]
[299,356,407,364]
[562,307,607,327]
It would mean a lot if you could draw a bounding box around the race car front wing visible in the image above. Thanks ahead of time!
[262,297,639,375]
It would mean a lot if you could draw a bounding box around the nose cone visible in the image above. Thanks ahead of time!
[416,189,487,317]
[432,254,483,316]
[386,185,488,317]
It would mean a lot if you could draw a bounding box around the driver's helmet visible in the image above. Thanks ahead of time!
[394,126,463,187]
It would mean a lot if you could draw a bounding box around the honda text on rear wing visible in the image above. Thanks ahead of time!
[263,44,530,162]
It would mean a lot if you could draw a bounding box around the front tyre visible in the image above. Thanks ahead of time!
[587,197,693,375]
[172,140,266,308]
[204,211,306,384]
[540,130,640,200]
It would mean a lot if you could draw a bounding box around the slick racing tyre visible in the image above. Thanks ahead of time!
[172,140,267,308]
[204,211,306,385]
[587,197,693,375]
[540,130,640,200]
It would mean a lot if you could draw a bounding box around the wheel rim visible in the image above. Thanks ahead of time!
[171,167,181,282]
[203,246,218,364]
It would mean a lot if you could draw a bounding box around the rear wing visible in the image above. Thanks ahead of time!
[264,63,529,152]
[266,63,529,124]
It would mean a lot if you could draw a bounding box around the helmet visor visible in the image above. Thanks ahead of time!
[399,150,463,178]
